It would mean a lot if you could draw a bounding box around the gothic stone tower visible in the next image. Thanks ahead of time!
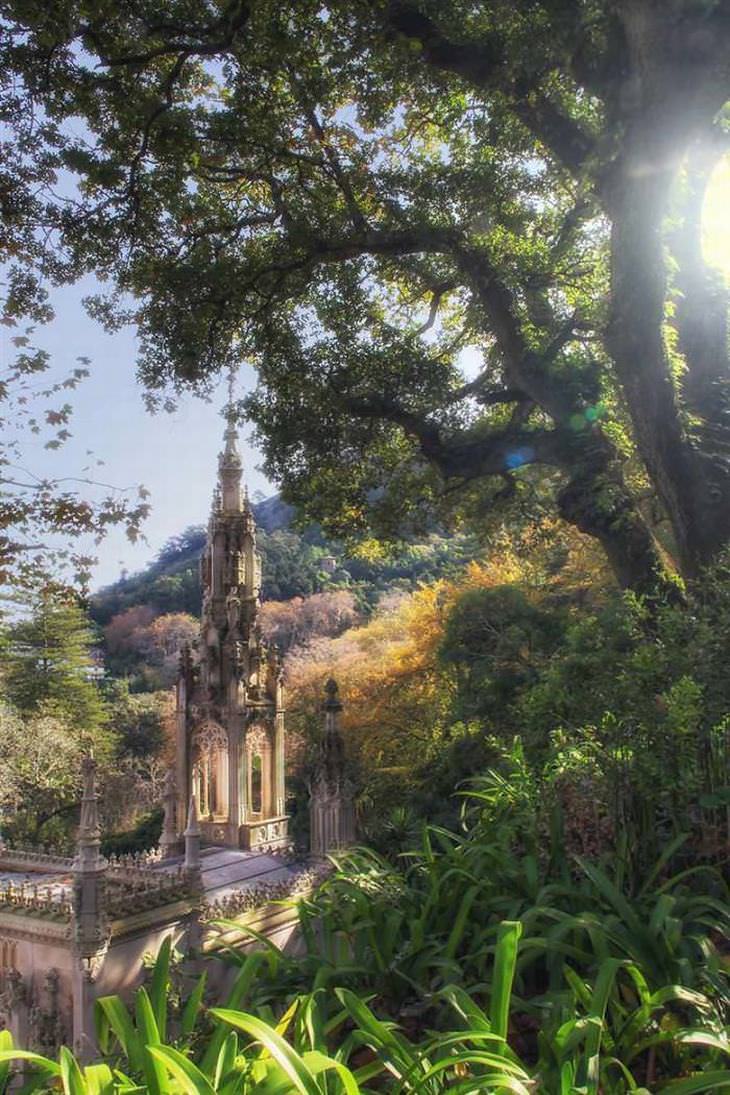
[175,409,289,851]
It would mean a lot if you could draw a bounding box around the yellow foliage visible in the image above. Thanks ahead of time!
[286,518,612,783]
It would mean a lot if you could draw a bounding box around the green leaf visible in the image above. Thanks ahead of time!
[181,972,207,1041]
[0,1050,61,1076]
[660,1072,730,1093]
[135,989,167,1095]
[59,1048,86,1095]
[0,1029,14,1093]
[301,1051,361,1095]
[82,1064,115,1095]
[95,996,143,1073]
[147,1046,216,1095]
[582,958,624,1093]
[209,1009,322,1095]
[199,953,269,1078]
[149,936,172,1042]
[444,884,480,959]
[491,920,522,1045]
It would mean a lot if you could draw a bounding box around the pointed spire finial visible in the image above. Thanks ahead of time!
[218,369,243,510]
[75,754,104,874]
[184,795,201,875]
[185,794,200,838]
[227,365,236,411]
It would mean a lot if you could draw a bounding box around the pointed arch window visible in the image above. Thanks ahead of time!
[191,722,229,820]
[246,724,270,819]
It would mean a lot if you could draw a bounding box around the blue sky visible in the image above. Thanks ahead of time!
[27,279,274,590]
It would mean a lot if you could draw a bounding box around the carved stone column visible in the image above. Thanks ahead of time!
[72,757,110,1059]
[0,968,29,1048]
[159,768,180,858]
[274,671,286,818]
[184,796,203,893]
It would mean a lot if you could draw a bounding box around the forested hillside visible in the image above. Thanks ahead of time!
[91,497,481,625]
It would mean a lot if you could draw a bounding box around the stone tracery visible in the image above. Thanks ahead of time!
[191,721,229,820]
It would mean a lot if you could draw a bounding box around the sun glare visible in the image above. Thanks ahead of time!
[702,153,730,278]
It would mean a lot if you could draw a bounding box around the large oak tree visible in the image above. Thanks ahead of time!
[3,0,730,593]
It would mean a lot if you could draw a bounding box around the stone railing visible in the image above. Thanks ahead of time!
[105,866,197,918]
[106,862,166,886]
[105,849,162,870]
[0,847,74,872]
[0,880,72,920]
[202,862,330,922]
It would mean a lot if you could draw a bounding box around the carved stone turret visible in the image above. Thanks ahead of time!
[174,385,289,852]
[72,757,109,960]
[309,678,356,858]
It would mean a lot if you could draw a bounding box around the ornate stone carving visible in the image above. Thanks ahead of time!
[245,724,270,753]
[159,768,179,857]
[226,586,241,632]
[310,678,356,858]
[176,400,290,852]
[192,720,228,754]
[29,968,66,1050]
[0,967,26,1030]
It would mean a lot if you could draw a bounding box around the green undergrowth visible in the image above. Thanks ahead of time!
[2,788,729,1093]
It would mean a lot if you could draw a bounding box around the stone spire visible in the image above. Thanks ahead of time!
[175,377,289,853]
[309,678,356,858]
[322,678,346,779]
[75,756,102,873]
[218,371,244,514]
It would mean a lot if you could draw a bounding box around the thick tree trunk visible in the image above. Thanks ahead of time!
[607,176,730,574]
[605,109,730,573]
[602,5,730,576]
[554,436,672,598]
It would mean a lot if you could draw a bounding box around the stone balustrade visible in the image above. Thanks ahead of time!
[105,849,161,870]
[202,862,330,922]
[0,847,74,871]
[105,866,196,917]
[0,880,72,919]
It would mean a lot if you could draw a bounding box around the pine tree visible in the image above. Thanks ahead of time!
[2,595,108,741]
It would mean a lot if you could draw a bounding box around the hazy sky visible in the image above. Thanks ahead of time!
[25,279,274,591]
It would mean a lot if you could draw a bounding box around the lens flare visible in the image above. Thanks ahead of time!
[702,153,730,278]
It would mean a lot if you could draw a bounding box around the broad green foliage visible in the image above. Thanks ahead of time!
[0,592,113,841]
[0,595,169,848]
[104,682,168,755]
[439,584,566,719]
[0,702,89,846]
[2,810,729,1092]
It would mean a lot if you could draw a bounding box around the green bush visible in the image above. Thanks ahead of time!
[436,576,730,883]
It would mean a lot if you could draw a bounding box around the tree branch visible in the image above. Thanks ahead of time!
[342,391,563,481]
[385,1,596,175]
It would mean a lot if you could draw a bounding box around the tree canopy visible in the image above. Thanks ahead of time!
[2,0,730,593]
